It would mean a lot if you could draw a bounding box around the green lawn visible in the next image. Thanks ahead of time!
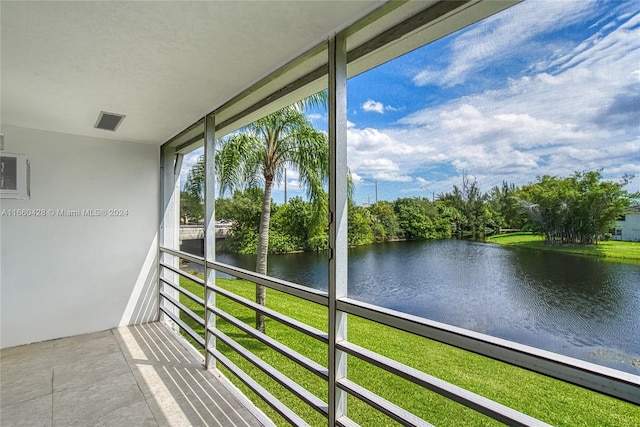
[177,276,639,426]
[488,232,640,261]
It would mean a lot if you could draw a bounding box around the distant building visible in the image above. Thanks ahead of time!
[611,205,640,242]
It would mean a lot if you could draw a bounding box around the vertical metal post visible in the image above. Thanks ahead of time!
[204,114,217,370]
[328,33,348,426]
[375,180,378,205]
[159,146,183,330]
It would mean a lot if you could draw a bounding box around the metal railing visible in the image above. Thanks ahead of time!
[158,246,639,426]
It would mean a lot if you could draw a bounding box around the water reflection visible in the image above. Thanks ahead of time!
[506,248,639,362]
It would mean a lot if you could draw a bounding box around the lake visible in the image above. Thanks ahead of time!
[188,239,640,374]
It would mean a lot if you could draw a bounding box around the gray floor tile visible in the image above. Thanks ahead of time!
[53,351,130,393]
[0,394,52,427]
[1,340,54,360]
[0,368,53,408]
[53,335,120,366]
[1,349,53,377]
[52,371,145,426]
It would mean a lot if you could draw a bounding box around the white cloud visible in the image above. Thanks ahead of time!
[350,171,364,182]
[349,4,639,196]
[362,99,385,114]
[413,0,598,88]
[361,99,400,114]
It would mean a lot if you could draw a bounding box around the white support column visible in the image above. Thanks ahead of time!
[159,146,183,331]
[328,33,348,426]
[204,114,217,370]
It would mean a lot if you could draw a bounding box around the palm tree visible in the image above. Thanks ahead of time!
[216,95,328,332]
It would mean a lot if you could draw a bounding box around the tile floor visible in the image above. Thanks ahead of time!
[0,322,272,427]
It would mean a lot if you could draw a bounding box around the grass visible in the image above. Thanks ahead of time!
[488,232,640,261]
[177,275,640,426]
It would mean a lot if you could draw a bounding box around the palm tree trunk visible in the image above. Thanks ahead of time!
[255,178,273,333]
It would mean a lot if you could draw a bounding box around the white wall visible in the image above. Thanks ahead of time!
[618,213,640,242]
[0,125,160,348]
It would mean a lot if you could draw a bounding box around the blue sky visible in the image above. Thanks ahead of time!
[183,0,639,206]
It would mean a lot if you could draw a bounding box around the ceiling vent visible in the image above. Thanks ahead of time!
[94,111,126,132]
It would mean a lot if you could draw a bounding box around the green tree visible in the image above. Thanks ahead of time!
[348,203,374,246]
[487,182,524,231]
[518,171,636,245]
[217,189,263,254]
[436,203,462,237]
[270,197,313,253]
[215,95,328,332]
[369,201,400,242]
[394,197,441,240]
[572,171,635,243]
[440,173,488,238]
[518,175,573,244]
[180,190,203,224]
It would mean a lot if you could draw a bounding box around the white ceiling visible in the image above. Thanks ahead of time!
[1,0,385,145]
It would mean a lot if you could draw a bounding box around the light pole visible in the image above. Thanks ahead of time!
[422,186,435,202]
[374,179,378,205]
[284,168,287,204]
[362,178,378,205]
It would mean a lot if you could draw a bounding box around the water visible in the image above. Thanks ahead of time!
[190,239,640,374]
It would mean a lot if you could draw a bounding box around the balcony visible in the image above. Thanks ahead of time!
[2,1,639,426]
[2,247,637,426]
[0,322,271,426]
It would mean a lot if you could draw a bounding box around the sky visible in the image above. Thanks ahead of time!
[182,0,639,206]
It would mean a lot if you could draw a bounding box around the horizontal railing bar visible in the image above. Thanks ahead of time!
[160,262,205,287]
[208,306,329,380]
[160,292,205,329]
[211,285,328,344]
[337,298,640,405]
[209,261,328,306]
[160,277,205,307]
[336,415,361,427]
[337,378,433,427]
[209,347,310,427]
[337,341,551,426]
[160,246,205,266]
[159,306,205,348]
[211,328,329,416]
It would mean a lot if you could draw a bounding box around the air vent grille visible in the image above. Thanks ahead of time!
[94,111,125,131]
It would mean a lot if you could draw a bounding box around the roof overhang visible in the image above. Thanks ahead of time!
[0,0,385,145]
[1,1,518,148]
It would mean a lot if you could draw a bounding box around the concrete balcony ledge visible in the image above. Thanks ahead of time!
[0,322,272,427]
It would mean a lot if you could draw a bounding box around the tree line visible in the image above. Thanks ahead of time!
[183,169,637,252]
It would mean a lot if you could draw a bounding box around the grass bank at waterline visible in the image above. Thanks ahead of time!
[488,232,640,261]
[177,276,639,427]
